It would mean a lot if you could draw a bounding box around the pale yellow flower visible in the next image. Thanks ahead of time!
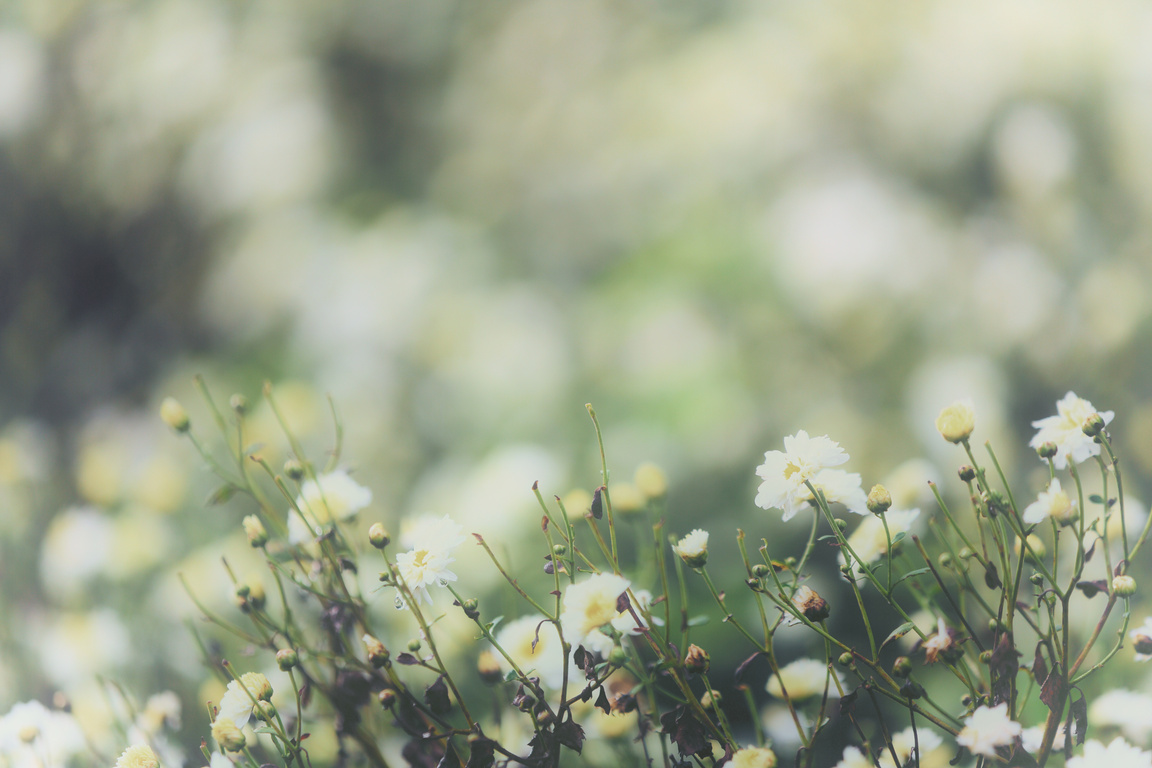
[935,401,975,443]
[115,744,160,768]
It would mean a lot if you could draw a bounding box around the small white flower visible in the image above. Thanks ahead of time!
[1021,723,1066,754]
[0,700,86,768]
[833,746,872,768]
[765,658,843,701]
[209,752,233,768]
[559,573,631,647]
[1090,689,1152,742]
[1067,737,1152,768]
[395,515,466,606]
[493,616,579,690]
[1022,478,1077,525]
[838,508,920,577]
[114,744,160,768]
[957,703,1021,757]
[730,746,778,768]
[289,470,372,543]
[1129,617,1152,662]
[673,529,709,567]
[877,726,943,768]
[756,431,866,521]
[215,673,272,729]
[1029,392,1114,470]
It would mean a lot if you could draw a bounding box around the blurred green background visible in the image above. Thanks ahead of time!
[4,0,1152,764]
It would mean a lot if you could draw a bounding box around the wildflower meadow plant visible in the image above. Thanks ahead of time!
[73,382,1152,767]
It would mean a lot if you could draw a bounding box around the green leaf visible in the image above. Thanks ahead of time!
[504,668,521,682]
[687,615,710,627]
[1089,494,1104,505]
[485,616,504,633]
[880,621,916,651]
[207,485,238,505]
[890,532,907,546]
[894,567,931,586]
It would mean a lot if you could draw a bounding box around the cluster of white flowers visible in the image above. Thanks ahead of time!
[394,514,467,606]
[765,658,842,701]
[493,616,579,690]
[754,431,867,521]
[1067,738,1152,768]
[956,703,1020,757]
[559,572,632,647]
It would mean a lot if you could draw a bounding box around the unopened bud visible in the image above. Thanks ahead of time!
[867,485,892,515]
[1114,575,1137,597]
[478,651,503,685]
[160,397,190,432]
[979,650,993,664]
[892,657,912,678]
[900,680,925,700]
[792,585,830,622]
[608,647,628,668]
[1037,441,1058,460]
[461,598,480,620]
[938,553,953,569]
[837,652,854,667]
[834,518,847,531]
[363,635,390,668]
[283,459,305,481]
[255,700,276,722]
[229,394,249,415]
[958,547,975,560]
[211,717,246,752]
[936,401,975,444]
[1015,534,1046,563]
[958,465,976,482]
[378,689,397,708]
[1082,413,1106,437]
[552,544,567,557]
[673,529,709,568]
[752,563,770,578]
[276,649,298,670]
[368,523,390,549]
[1030,573,1044,586]
[684,644,710,675]
[784,556,797,569]
[243,515,268,548]
[407,638,421,653]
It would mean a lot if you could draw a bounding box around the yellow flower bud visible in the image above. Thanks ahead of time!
[160,397,190,433]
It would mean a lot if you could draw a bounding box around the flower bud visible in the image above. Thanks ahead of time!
[608,647,629,668]
[160,397,190,432]
[892,657,912,679]
[461,598,480,620]
[115,745,160,768]
[958,547,975,560]
[477,651,503,685]
[363,635,390,667]
[936,401,975,444]
[276,648,298,670]
[752,563,770,578]
[368,523,390,549]
[242,515,268,548]
[1131,625,1152,656]
[699,690,721,709]
[229,394,249,415]
[407,638,422,652]
[1113,575,1137,597]
[255,700,276,722]
[673,529,709,568]
[634,462,668,500]
[378,689,397,708]
[837,652,854,667]
[283,459,305,481]
[900,680,925,700]
[1015,534,1046,563]
[958,465,976,482]
[784,556,797,569]
[684,644,710,675]
[211,717,246,752]
[1082,413,1106,437]
[1037,441,1058,460]
[792,585,830,622]
[1030,573,1044,586]
[552,544,567,557]
[938,553,953,569]
[867,485,892,515]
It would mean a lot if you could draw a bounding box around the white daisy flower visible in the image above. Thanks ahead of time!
[833,746,872,768]
[957,703,1021,757]
[395,515,466,606]
[1029,391,1114,470]
[756,431,866,521]
[673,529,709,567]
[1067,738,1152,768]
[878,726,943,768]
[289,470,372,543]
[1023,478,1077,525]
[494,615,580,690]
[765,658,842,701]
[215,672,273,729]
[559,573,631,647]
[1090,689,1152,742]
